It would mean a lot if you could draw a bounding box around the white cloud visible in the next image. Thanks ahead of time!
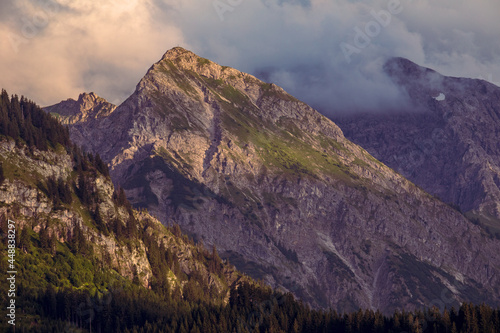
[0,0,499,111]
[0,0,185,106]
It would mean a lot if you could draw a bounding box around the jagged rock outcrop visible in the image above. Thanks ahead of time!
[335,58,500,234]
[44,92,116,125]
[44,92,118,152]
[47,47,500,313]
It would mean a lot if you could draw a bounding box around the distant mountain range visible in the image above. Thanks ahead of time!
[45,47,500,313]
[334,57,500,238]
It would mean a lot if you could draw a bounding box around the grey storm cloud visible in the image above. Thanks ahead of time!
[0,0,499,113]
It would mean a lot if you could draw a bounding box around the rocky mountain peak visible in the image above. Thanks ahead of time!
[128,47,345,153]
[384,57,427,75]
[146,46,247,86]
[77,91,98,104]
[49,49,500,313]
[45,92,116,125]
[384,57,444,90]
[161,46,197,61]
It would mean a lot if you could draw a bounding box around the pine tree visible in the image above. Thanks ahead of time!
[112,218,124,239]
[117,187,128,206]
[0,163,4,186]
[292,318,300,333]
[46,176,59,205]
[0,213,7,237]
[77,172,92,206]
[94,206,109,235]
[209,244,222,275]
[94,153,109,177]
[451,322,458,333]
[442,309,451,331]
[44,285,57,318]
[57,177,72,205]
[18,226,30,252]
[40,226,51,252]
[172,223,182,237]
[126,215,137,238]
[70,223,89,256]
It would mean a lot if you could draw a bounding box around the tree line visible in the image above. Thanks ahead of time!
[0,89,70,150]
[5,278,500,333]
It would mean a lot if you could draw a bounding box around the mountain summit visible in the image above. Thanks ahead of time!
[47,48,500,313]
[45,92,116,125]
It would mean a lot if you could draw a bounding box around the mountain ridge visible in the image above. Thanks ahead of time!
[46,48,500,313]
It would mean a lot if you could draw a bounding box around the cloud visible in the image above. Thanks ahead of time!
[0,0,185,106]
[0,0,499,113]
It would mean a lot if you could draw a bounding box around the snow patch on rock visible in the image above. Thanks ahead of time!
[433,93,446,101]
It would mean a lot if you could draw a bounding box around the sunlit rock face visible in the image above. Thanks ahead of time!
[47,48,500,313]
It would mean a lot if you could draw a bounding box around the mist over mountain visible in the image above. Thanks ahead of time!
[334,57,500,238]
[47,47,500,314]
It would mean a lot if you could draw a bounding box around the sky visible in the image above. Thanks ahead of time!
[1,0,499,113]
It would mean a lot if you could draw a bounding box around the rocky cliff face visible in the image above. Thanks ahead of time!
[48,47,500,313]
[0,137,242,297]
[334,58,500,236]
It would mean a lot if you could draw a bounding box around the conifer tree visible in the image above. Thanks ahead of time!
[0,163,4,186]
[57,177,72,204]
[18,226,30,252]
[39,226,51,252]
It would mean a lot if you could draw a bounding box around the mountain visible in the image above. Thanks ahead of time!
[334,57,500,238]
[47,47,500,313]
[3,88,500,333]
[0,91,249,331]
